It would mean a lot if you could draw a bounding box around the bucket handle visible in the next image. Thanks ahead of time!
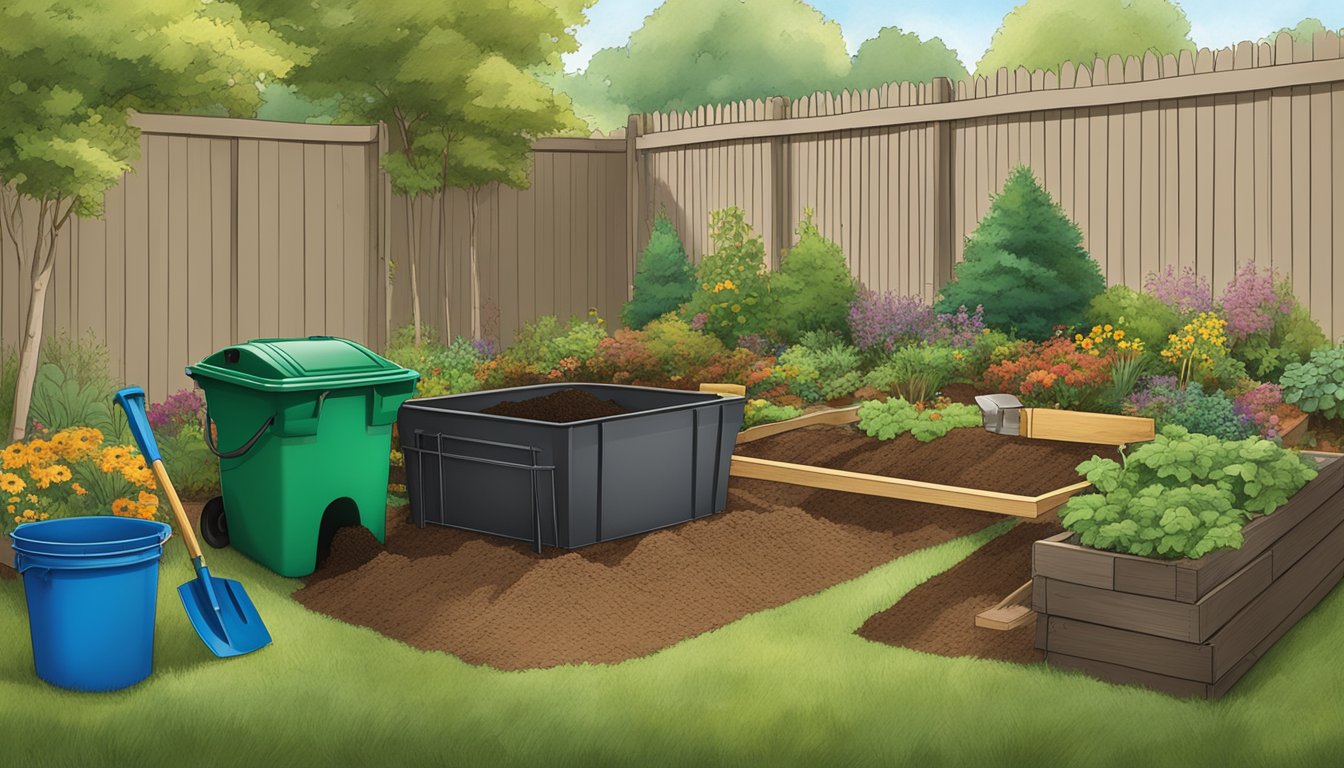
[202,410,274,459]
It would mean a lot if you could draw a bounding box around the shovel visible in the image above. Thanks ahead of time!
[114,387,272,658]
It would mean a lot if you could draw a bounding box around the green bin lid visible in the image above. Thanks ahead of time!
[186,336,419,392]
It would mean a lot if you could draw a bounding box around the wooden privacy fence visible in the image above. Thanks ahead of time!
[630,30,1344,341]
[5,31,1344,402]
[0,113,385,400]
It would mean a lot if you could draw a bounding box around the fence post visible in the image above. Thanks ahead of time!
[927,78,954,301]
[625,114,645,301]
[767,96,792,269]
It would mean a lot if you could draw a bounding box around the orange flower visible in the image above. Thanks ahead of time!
[111,498,137,517]
[71,482,87,496]
[0,472,24,495]
[137,490,159,508]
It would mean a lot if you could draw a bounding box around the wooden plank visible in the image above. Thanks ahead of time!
[1290,86,1311,303]
[130,111,378,143]
[728,455,1066,518]
[1269,87,1294,281]
[1034,531,1115,590]
[1308,84,1333,336]
[1044,616,1213,681]
[1045,651,1210,699]
[235,140,260,342]
[1195,92,1215,283]
[1114,556,1177,599]
[634,58,1344,151]
[1337,83,1344,342]
[1234,88,1255,272]
[975,580,1036,630]
[341,145,369,346]
[123,134,151,394]
[256,141,281,337]
[1019,408,1155,444]
[1212,93,1237,290]
[185,138,215,384]
[324,145,346,339]
[276,143,305,336]
[166,136,188,398]
[1040,551,1272,643]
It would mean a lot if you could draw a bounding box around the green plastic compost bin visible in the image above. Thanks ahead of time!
[186,337,419,577]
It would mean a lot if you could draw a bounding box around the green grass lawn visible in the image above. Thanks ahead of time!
[3,518,1344,767]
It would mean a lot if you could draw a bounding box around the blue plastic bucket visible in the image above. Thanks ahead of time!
[10,517,173,692]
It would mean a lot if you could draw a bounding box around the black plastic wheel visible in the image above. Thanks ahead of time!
[200,496,230,549]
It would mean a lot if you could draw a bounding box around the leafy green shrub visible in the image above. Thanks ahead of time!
[856,398,982,442]
[1129,381,1255,440]
[1281,345,1344,420]
[622,212,696,330]
[477,313,607,388]
[1230,288,1328,383]
[158,423,220,499]
[935,166,1104,340]
[864,344,958,405]
[26,333,128,442]
[743,399,804,429]
[774,332,863,403]
[1085,285,1180,352]
[0,348,17,436]
[588,315,774,392]
[684,207,775,346]
[770,212,857,344]
[1060,426,1318,559]
[384,326,485,397]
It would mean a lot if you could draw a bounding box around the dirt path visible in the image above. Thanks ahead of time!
[857,515,1062,664]
[293,426,1105,670]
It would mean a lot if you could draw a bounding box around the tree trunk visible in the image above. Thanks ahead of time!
[469,187,481,340]
[9,262,52,441]
[405,193,423,346]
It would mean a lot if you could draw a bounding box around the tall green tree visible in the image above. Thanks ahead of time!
[253,0,591,345]
[1260,18,1330,45]
[0,0,302,440]
[849,27,968,91]
[975,0,1195,77]
[569,0,849,124]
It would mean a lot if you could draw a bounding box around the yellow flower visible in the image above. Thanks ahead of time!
[1117,340,1130,349]
[1104,324,1113,332]
[0,473,24,495]
[1,443,27,469]
[111,498,137,517]
[137,490,159,508]
[71,482,87,496]
[25,440,53,469]
[1113,330,1125,340]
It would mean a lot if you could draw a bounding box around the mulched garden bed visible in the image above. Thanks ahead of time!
[857,515,1063,664]
[296,424,1111,670]
[481,388,629,422]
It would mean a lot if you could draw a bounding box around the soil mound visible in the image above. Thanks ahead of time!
[482,389,628,422]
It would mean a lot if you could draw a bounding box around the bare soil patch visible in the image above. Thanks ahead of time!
[294,425,1107,670]
[481,388,628,422]
[857,515,1063,664]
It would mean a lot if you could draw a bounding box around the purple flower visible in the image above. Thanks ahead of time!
[847,290,936,353]
[1145,266,1214,315]
[690,312,709,331]
[1234,382,1285,440]
[1220,262,1294,342]
[736,334,769,355]
[929,304,986,348]
[147,389,205,438]
[471,338,498,358]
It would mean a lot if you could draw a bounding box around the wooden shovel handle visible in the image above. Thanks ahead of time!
[151,459,202,561]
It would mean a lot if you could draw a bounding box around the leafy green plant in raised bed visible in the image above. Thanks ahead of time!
[856,398,982,442]
[622,212,696,331]
[770,211,857,345]
[864,344,958,405]
[1060,425,1318,559]
[742,399,805,429]
[773,331,863,403]
[1280,345,1344,421]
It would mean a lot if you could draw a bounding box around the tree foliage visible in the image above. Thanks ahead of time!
[0,0,302,439]
[935,166,1104,340]
[1260,18,1330,46]
[563,0,849,126]
[622,212,696,330]
[849,27,968,92]
[770,211,856,344]
[975,0,1195,76]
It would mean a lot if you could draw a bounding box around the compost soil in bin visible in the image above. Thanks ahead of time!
[480,388,629,422]
[857,516,1064,664]
[294,425,1113,670]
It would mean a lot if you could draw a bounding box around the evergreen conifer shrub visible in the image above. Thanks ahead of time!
[621,212,696,330]
[771,211,856,344]
[935,166,1104,340]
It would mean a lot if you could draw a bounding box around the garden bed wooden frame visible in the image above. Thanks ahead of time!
[1032,451,1344,699]
[729,405,1140,519]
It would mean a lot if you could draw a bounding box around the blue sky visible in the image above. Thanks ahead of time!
[562,0,1344,72]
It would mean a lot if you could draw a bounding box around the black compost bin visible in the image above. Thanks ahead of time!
[397,383,746,551]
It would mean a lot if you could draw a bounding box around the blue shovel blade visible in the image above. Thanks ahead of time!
[178,575,272,658]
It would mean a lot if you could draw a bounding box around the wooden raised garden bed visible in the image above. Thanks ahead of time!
[729,404,1150,519]
[1032,451,1344,698]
